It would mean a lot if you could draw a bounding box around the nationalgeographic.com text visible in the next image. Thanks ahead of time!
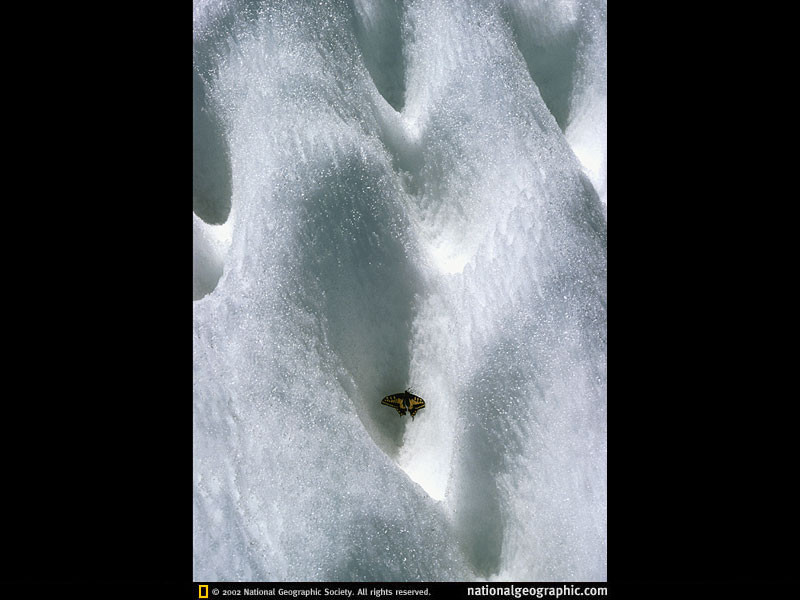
[467,585,607,599]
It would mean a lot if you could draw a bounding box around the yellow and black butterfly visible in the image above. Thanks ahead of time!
[381,390,425,420]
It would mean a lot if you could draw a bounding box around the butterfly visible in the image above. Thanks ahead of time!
[381,390,426,420]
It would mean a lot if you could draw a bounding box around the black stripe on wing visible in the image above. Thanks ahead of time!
[382,395,407,415]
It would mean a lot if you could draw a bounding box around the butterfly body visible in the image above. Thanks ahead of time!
[381,390,425,420]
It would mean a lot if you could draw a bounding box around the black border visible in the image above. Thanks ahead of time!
[6,2,187,586]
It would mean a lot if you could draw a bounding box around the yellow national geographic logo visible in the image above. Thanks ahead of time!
[199,584,209,598]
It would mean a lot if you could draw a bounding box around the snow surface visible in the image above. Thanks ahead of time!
[193,0,606,582]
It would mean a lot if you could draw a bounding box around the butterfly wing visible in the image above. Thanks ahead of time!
[407,394,425,418]
[381,394,407,416]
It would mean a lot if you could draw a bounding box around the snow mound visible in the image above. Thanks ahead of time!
[193,0,606,581]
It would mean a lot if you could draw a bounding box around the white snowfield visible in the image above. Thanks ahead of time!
[193,0,606,582]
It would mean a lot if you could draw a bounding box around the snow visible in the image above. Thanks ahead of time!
[193,0,606,582]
